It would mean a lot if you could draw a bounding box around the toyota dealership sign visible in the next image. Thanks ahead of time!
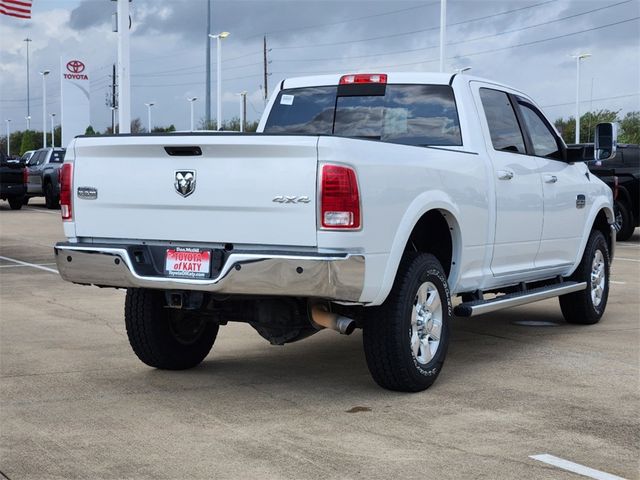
[64,60,88,80]
[61,57,90,147]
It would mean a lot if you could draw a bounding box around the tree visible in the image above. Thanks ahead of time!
[151,124,177,133]
[19,130,40,155]
[130,118,144,133]
[554,109,619,144]
[619,111,640,144]
[84,125,98,136]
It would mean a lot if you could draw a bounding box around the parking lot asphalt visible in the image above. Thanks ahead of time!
[1,199,638,480]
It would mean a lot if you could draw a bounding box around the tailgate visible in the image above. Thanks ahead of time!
[72,134,319,246]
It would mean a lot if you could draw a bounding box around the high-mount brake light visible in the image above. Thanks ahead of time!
[320,165,361,229]
[339,73,387,85]
[60,163,73,221]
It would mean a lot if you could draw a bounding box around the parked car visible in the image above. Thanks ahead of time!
[20,150,36,165]
[25,147,66,208]
[55,72,617,392]
[587,144,639,241]
[0,151,27,210]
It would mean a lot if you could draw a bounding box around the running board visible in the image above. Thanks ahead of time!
[454,281,587,317]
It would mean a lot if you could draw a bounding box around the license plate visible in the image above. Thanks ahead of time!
[164,247,211,279]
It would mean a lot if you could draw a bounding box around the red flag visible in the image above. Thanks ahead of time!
[0,0,32,19]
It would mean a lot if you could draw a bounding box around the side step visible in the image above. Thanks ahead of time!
[454,281,586,317]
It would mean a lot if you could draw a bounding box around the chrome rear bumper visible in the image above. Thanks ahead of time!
[54,243,365,302]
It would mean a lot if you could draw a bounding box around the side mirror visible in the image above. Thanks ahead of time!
[594,122,617,161]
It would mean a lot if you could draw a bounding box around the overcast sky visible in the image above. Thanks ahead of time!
[1,0,639,133]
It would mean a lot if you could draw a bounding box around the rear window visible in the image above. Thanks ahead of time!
[51,150,66,163]
[264,84,462,147]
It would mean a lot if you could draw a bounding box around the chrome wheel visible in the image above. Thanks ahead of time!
[590,249,606,308]
[410,281,443,365]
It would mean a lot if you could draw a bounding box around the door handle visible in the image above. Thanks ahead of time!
[544,175,558,184]
[497,170,514,180]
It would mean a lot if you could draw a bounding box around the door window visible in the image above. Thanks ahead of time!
[518,103,562,160]
[479,88,526,154]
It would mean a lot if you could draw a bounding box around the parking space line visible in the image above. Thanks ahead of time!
[0,263,57,269]
[530,454,627,480]
[616,257,640,263]
[610,280,627,285]
[23,207,60,215]
[0,256,58,274]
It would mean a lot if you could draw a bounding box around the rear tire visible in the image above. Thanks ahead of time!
[8,197,23,210]
[363,253,451,392]
[44,183,59,209]
[614,200,634,241]
[559,230,610,325]
[124,288,218,370]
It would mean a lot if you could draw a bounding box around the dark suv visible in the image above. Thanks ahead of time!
[588,144,639,241]
[25,147,66,209]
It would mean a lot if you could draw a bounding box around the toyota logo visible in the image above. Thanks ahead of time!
[66,60,85,74]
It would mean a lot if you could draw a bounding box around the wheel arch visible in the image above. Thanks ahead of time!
[569,202,615,276]
[371,196,462,305]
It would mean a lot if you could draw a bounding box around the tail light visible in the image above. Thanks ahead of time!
[339,73,387,85]
[60,163,73,221]
[320,165,360,229]
[22,167,28,185]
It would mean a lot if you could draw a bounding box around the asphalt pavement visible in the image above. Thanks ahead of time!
[1,198,638,480]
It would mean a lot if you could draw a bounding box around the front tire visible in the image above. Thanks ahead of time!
[559,230,610,325]
[363,253,451,392]
[124,288,218,370]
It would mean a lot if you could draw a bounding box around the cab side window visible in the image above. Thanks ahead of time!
[479,88,526,154]
[518,103,562,160]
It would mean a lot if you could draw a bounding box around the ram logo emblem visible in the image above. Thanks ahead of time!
[272,195,311,204]
[175,170,196,197]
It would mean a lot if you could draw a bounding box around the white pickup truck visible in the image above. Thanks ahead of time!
[55,72,618,392]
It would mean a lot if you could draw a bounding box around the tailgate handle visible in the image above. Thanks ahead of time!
[164,146,202,156]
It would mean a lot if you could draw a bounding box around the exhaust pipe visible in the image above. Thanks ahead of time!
[310,304,356,335]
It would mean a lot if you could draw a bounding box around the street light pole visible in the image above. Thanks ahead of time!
[238,91,247,132]
[39,70,50,148]
[209,32,230,131]
[117,0,131,134]
[24,38,32,129]
[144,102,155,132]
[5,120,11,157]
[50,113,56,148]
[573,53,591,144]
[439,0,447,72]
[205,0,211,126]
[187,97,198,132]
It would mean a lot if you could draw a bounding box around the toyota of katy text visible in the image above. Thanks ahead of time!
[54,72,618,392]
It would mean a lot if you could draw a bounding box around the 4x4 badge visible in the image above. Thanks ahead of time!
[175,170,196,197]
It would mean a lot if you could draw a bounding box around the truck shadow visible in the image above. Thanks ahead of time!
[134,304,579,397]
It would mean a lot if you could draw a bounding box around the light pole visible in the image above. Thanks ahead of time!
[39,70,50,147]
[24,38,32,128]
[573,53,591,144]
[439,0,447,72]
[209,31,230,131]
[187,97,198,132]
[144,102,155,132]
[50,113,56,148]
[205,0,212,126]
[5,120,11,157]
[25,116,31,130]
[237,91,247,132]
